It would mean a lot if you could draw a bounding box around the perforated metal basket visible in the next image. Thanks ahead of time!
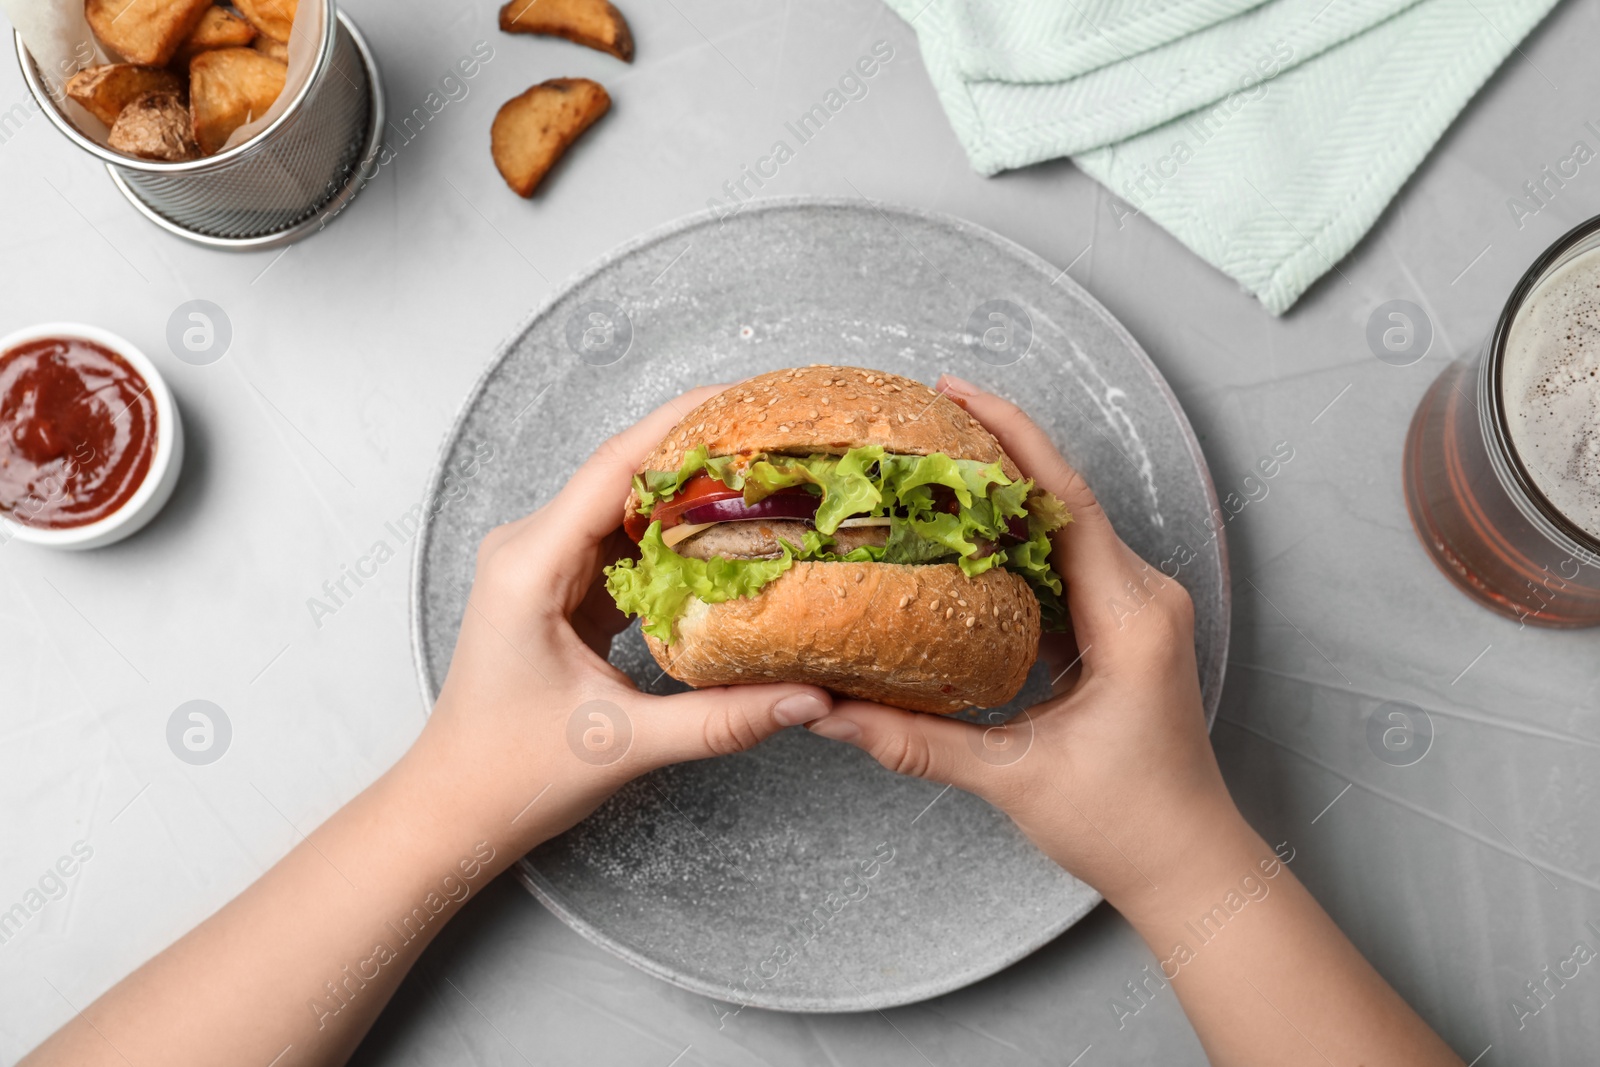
[14,0,384,249]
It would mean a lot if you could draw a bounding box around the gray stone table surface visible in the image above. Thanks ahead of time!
[1,0,1597,1063]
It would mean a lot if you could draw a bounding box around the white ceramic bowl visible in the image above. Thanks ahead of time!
[0,322,184,550]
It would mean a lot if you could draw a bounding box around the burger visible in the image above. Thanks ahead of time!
[604,365,1070,714]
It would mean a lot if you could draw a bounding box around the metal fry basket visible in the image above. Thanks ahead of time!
[14,0,384,249]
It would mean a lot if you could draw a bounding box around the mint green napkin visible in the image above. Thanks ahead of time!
[889,0,1562,314]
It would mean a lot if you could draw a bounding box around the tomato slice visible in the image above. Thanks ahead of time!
[624,475,827,542]
[624,473,742,541]
[623,507,652,542]
[654,474,743,528]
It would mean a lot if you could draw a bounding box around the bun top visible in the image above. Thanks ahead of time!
[634,365,1021,482]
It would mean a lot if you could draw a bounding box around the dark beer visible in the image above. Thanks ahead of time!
[1404,219,1600,627]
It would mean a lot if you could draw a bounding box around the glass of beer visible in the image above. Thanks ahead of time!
[1404,215,1600,627]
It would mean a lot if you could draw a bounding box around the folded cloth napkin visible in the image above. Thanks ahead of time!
[888,0,1563,314]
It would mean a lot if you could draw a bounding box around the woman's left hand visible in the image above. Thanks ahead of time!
[413,385,836,852]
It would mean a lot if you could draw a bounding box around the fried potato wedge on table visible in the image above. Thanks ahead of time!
[233,0,297,44]
[85,0,214,66]
[498,0,634,61]
[490,78,610,197]
[173,7,257,65]
[189,47,287,155]
[107,89,199,160]
[66,63,181,126]
[252,35,290,63]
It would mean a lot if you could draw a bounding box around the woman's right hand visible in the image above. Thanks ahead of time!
[808,374,1255,911]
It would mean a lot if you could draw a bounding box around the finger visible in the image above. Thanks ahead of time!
[936,374,1166,654]
[473,383,726,563]
[479,384,734,609]
[936,375,1134,592]
[633,683,833,767]
[545,383,732,545]
[807,700,1013,803]
[569,558,633,658]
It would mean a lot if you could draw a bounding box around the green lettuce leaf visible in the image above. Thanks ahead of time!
[990,477,1031,520]
[617,447,1074,637]
[878,451,972,509]
[1027,488,1072,537]
[605,522,828,642]
[807,447,884,533]
[739,456,820,504]
[736,448,884,533]
[633,445,709,512]
[881,518,957,565]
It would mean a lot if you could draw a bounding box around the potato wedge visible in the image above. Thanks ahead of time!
[252,35,289,63]
[85,0,214,66]
[107,89,198,160]
[490,78,610,197]
[66,63,181,126]
[189,47,286,155]
[233,0,296,44]
[499,0,633,62]
[173,7,257,65]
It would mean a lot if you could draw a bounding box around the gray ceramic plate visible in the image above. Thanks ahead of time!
[411,197,1228,1012]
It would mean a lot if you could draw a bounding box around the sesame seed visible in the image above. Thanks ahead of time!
[871,404,880,413]
[808,410,819,418]
[821,396,830,405]
[854,571,865,582]
[897,413,905,423]
[898,595,911,608]
[742,396,754,403]
[768,397,778,405]
[965,616,976,628]
[758,413,767,422]
[1001,621,1010,632]
[993,605,1000,617]
[945,607,954,619]
[778,425,790,432]
[958,599,967,608]
[930,599,941,611]
[1012,611,1021,622]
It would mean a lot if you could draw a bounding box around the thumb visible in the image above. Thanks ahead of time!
[635,683,833,766]
[807,700,1025,802]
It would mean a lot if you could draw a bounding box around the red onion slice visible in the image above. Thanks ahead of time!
[682,490,820,526]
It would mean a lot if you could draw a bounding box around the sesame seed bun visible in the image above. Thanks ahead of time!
[625,365,1021,516]
[645,561,1041,714]
[631,365,1042,714]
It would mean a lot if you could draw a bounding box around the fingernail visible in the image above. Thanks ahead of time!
[807,718,861,742]
[773,693,830,727]
[936,374,979,398]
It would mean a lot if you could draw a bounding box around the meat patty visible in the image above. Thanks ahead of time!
[675,520,889,561]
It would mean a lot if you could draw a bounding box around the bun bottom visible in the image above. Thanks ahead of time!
[643,561,1041,714]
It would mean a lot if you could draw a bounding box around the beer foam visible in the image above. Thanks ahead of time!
[1503,245,1600,541]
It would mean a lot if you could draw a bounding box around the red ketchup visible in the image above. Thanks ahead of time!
[0,337,158,529]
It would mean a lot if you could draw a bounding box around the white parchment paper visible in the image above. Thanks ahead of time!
[0,0,321,154]
[221,0,321,151]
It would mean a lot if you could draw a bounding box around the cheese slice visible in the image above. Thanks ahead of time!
[662,520,718,548]
[662,514,888,548]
